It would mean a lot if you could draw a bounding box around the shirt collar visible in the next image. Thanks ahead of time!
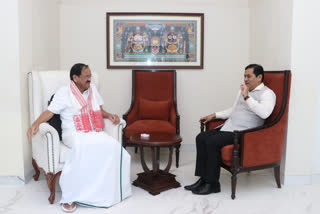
[251,83,264,92]
[82,88,89,95]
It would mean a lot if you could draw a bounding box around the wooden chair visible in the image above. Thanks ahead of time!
[201,70,291,199]
[123,70,181,167]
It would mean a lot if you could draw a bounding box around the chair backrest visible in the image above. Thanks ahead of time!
[28,70,99,124]
[264,71,291,125]
[125,70,177,125]
[133,70,176,102]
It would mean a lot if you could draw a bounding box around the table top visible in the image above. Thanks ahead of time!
[129,133,182,147]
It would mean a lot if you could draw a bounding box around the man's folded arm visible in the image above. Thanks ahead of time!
[245,90,276,119]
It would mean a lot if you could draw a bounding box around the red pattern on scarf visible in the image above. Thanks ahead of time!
[70,81,104,132]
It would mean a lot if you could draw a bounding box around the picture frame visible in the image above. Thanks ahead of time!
[106,12,204,69]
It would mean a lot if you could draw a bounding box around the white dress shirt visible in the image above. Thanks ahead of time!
[215,83,276,132]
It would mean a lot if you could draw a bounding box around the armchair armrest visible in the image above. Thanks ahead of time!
[31,122,61,174]
[104,118,126,142]
[237,121,286,168]
[200,119,226,132]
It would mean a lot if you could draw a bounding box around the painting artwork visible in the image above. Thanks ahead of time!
[107,13,204,69]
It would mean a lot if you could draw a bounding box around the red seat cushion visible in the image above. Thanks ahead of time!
[125,120,176,137]
[139,98,170,120]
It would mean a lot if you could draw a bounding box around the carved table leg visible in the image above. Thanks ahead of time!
[164,147,173,173]
[151,147,160,174]
[139,146,150,173]
[133,145,180,195]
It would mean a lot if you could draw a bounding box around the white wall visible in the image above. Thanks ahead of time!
[32,0,60,70]
[19,0,33,179]
[285,0,320,184]
[0,0,25,177]
[59,0,250,147]
[0,0,60,179]
[248,0,293,183]
[249,0,292,70]
[249,0,320,184]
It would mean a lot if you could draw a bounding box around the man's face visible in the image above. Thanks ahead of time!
[244,68,262,91]
[73,67,91,91]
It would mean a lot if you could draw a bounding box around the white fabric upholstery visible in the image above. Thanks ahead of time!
[28,71,125,174]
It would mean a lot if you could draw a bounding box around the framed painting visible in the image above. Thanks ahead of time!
[107,13,204,69]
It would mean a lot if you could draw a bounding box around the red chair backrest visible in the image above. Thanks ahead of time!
[134,70,175,102]
[264,71,291,125]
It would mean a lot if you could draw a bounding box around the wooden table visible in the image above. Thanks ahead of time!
[130,133,182,195]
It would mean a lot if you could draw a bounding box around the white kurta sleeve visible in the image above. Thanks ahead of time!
[245,89,276,119]
[47,87,68,114]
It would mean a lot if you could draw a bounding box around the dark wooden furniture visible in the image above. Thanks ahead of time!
[123,70,181,167]
[201,70,291,199]
[32,158,61,204]
[130,133,182,195]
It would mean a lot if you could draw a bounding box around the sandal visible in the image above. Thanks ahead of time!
[61,203,77,213]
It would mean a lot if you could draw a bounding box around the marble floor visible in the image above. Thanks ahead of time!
[0,150,319,214]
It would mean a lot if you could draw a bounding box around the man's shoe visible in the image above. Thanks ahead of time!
[184,178,205,191]
[192,183,221,195]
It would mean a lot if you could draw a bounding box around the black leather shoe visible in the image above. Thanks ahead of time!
[192,182,221,195]
[184,178,205,191]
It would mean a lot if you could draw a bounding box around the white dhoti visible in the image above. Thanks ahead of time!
[59,131,132,207]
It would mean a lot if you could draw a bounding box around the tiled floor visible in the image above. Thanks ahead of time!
[0,150,319,214]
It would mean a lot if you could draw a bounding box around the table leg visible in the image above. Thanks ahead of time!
[151,147,160,174]
[139,146,150,173]
[133,145,180,195]
[164,146,173,173]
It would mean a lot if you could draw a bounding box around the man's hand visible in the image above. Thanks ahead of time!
[200,113,216,124]
[27,123,39,141]
[27,110,54,142]
[108,114,120,125]
[240,84,249,98]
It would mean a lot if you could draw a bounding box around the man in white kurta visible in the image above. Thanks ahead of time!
[27,63,131,211]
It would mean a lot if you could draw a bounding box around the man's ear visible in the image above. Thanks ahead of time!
[258,74,263,81]
[73,75,77,82]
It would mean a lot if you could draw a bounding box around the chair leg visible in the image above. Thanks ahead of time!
[46,172,61,204]
[231,174,237,200]
[135,146,138,153]
[175,144,181,168]
[274,166,281,188]
[32,159,40,181]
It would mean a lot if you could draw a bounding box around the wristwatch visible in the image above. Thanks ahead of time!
[244,95,250,101]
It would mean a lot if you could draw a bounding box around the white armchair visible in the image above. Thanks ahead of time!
[28,71,126,204]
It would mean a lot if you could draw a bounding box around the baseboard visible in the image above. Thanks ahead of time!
[23,170,34,183]
[0,170,33,185]
[180,144,196,152]
[312,174,320,184]
[0,176,25,185]
[282,174,320,185]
